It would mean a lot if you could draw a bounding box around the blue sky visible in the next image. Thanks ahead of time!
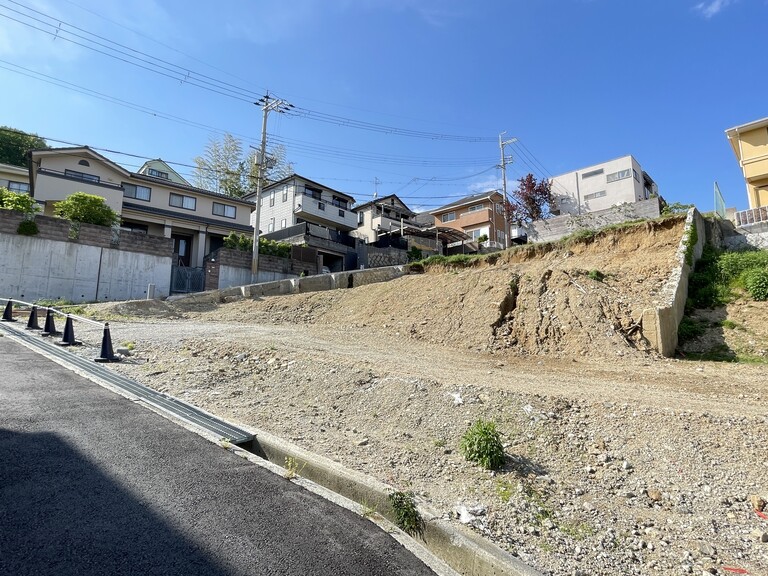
[1,0,766,212]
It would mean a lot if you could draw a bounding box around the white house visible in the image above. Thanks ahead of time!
[244,174,357,234]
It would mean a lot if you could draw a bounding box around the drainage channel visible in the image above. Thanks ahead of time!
[0,322,253,446]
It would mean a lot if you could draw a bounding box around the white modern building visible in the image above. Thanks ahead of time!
[550,155,658,216]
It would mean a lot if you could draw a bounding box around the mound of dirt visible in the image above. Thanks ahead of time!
[87,299,184,320]
[186,217,685,359]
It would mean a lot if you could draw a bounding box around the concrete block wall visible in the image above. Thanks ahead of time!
[366,246,408,268]
[642,208,705,357]
[205,248,319,291]
[76,222,113,247]
[528,198,662,243]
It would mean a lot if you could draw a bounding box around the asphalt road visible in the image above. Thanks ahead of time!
[0,334,436,576]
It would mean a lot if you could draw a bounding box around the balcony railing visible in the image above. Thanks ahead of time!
[734,206,768,227]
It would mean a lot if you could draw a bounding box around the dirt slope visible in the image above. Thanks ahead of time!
[169,217,684,359]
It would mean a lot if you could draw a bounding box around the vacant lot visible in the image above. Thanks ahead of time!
[83,219,768,576]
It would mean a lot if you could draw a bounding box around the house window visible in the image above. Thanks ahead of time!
[318,201,325,211]
[64,169,100,183]
[633,169,640,182]
[581,169,603,179]
[147,168,169,179]
[169,193,196,210]
[268,218,275,232]
[122,182,151,201]
[495,203,503,214]
[8,181,30,193]
[212,202,236,218]
[282,188,288,202]
[467,204,485,213]
[306,186,322,200]
[584,190,607,200]
[497,230,506,243]
[606,169,631,183]
[280,218,287,229]
[332,196,348,210]
[468,229,485,240]
[269,191,275,207]
[78,159,90,167]
[339,209,345,217]
[442,212,456,223]
[358,211,365,225]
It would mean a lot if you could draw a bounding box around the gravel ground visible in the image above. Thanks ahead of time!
[59,314,768,576]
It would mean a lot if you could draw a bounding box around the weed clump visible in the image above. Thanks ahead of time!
[389,491,423,536]
[460,419,505,470]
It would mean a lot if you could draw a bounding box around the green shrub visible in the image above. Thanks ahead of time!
[0,187,39,215]
[743,268,768,301]
[406,246,423,262]
[460,419,505,470]
[16,219,38,235]
[222,232,290,258]
[718,250,768,283]
[389,491,423,536]
[54,192,120,227]
[587,269,605,282]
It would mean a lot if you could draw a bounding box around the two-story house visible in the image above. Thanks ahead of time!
[27,146,255,269]
[430,191,508,249]
[726,117,768,225]
[549,155,658,216]
[1,162,31,194]
[244,174,358,272]
[352,194,419,244]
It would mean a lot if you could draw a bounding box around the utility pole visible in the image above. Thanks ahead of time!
[251,92,293,277]
[498,132,517,249]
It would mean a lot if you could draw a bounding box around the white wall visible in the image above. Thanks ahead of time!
[552,155,647,215]
[0,233,172,303]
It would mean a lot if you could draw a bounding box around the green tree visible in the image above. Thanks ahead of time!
[0,186,39,214]
[193,133,292,198]
[0,126,48,167]
[54,192,120,227]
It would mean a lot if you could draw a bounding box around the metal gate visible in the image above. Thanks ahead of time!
[170,266,205,294]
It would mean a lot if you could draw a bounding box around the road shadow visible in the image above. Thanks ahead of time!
[0,428,234,576]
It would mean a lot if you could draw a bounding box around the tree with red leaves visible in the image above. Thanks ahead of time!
[504,173,555,225]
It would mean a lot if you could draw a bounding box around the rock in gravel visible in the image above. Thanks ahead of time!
[749,494,766,512]
[647,488,663,502]
[750,529,768,543]
[696,541,716,557]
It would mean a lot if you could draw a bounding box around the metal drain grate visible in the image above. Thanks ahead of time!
[1,323,253,446]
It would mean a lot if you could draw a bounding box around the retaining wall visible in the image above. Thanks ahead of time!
[171,265,407,305]
[641,208,705,357]
[0,210,173,302]
[528,198,662,243]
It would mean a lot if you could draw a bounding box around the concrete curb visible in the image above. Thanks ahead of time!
[244,427,544,576]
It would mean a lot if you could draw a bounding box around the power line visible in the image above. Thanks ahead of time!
[1,0,495,142]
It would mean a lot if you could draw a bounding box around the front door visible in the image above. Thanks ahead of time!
[172,234,192,267]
